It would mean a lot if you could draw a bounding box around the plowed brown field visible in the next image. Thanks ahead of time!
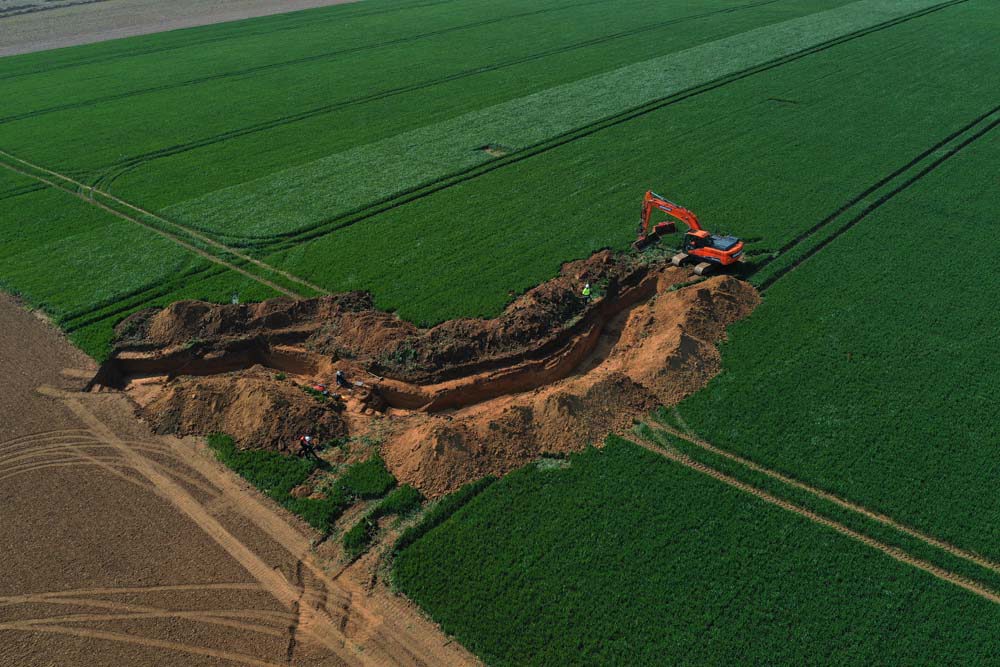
[0,292,476,666]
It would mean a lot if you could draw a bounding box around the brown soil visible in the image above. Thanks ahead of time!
[142,366,348,453]
[0,291,478,666]
[102,252,760,498]
[384,272,759,496]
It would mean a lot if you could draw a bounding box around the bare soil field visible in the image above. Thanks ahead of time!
[0,292,475,666]
[0,0,360,57]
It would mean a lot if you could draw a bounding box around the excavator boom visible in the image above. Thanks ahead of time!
[632,189,744,274]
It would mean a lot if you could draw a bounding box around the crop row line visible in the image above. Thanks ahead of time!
[254,0,968,253]
[753,105,1000,290]
[0,181,45,202]
[87,0,786,192]
[59,265,225,333]
[629,430,1000,605]
[0,149,328,299]
[0,152,307,300]
[0,0,616,125]
[0,0,462,82]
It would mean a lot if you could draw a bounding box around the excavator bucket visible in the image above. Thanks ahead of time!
[633,235,654,251]
[654,221,676,235]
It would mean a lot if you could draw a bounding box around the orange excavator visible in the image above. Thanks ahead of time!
[633,190,744,275]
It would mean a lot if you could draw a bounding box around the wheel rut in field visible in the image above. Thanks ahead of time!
[91,250,760,497]
[630,432,1000,605]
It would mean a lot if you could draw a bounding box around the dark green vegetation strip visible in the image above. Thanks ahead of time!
[342,484,423,560]
[206,434,396,533]
[393,476,495,555]
[394,439,1000,666]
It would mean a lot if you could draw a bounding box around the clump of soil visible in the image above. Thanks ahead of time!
[114,250,648,384]
[382,275,759,497]
[142,366,347,453]
[103,251,760,498]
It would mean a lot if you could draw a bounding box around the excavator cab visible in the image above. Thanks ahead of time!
[634,190,744,276]
[683,229,712,251]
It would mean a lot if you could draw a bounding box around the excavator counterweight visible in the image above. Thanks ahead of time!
[633,190,744,274]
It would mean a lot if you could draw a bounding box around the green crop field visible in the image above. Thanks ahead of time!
[395,439,1000,666]
[2,0,998,663]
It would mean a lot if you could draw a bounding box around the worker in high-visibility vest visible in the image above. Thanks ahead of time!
[582,283,592,298]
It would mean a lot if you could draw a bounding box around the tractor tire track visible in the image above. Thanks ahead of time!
[89,0,785,191]
[0,148,327,297]
[630,433,1000,605]
[260,0,971,251]
[39,390,363,664]
[59,264,221,333]
[0,583,264,605]
[651,418,1000,575]
[0,460,146,486]
[5,607,288,638]
[0,155,307,299]
[756,108,1000,290]
[0,429,94,448]
[0,0,614,125]
[0,622,286,667]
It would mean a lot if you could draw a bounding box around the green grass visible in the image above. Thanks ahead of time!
[164,0,884,239]
[206,434,397,533]
[269,0,998,325]
[671,121,1000,560]
[0,0,849,216]
[394,438,1000,666]
[342,484,423,560]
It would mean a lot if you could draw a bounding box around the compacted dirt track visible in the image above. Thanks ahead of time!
[0,0,361,57]
[0,293,476,666]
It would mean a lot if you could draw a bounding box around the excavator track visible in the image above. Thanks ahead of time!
[694,262,713,276]
[671,252,689,267]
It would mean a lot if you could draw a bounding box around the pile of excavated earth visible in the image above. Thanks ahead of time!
[92,251,760,497]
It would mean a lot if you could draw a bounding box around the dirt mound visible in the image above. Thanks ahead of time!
[142,366,347,452]
[382,275,759,497]
[114,250,652,384]
[103,251,760,497]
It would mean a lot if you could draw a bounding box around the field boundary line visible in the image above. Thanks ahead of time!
[0,0,461,78]
[651,417,1000,575]
[0,153,311,299]
[630,433,1000,604]
[0,149,328,296]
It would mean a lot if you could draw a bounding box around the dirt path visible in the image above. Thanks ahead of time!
[656,412,1000,575]
[0,0,362,57]
[0,292,476,665]
[630,433,1000,605]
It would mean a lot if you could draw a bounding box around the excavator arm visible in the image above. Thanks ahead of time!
[638,190,703,240]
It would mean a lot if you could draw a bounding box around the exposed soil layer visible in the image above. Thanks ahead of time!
[0,291,477,666]
[142,365,348,453]
[98,252,760,496]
